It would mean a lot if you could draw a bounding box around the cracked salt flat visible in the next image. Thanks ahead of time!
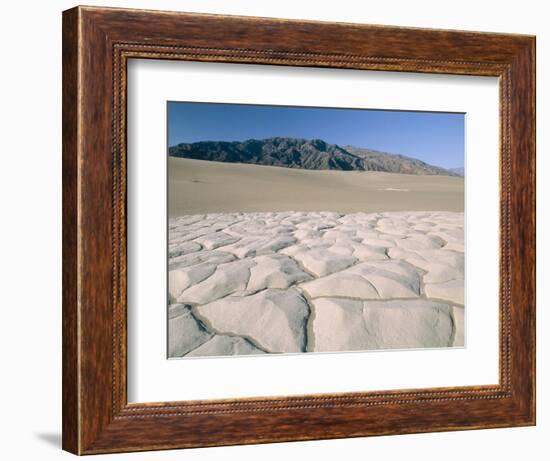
[168,211,464,358]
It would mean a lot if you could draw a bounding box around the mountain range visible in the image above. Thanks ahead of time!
[169,137,463,177]
[448,167,465,176]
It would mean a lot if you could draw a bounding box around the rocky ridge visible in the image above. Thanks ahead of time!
[169,137,461,176]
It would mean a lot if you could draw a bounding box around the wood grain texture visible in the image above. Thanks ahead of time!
[62,5,536,455]
[61,6,80,454]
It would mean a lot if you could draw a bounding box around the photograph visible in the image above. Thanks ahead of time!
[50,3,538,455]
[167,102,465,358]
[51,3,537,455]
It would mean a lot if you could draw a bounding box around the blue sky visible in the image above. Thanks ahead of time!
[168,102,464,169]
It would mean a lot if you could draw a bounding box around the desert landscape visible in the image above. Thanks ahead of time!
[169,210,464,357]
[168,156,464,216]
[167,136,464,358]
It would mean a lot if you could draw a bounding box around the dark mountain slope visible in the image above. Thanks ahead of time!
[169,137,459,176]
[343,145,457,176]
[169,137,365,171]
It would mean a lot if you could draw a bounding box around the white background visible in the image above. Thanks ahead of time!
[128,60,499,402]
[0,0,546,460]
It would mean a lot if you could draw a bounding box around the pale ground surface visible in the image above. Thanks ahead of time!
[168,210,465,358]
[169,158,464,216]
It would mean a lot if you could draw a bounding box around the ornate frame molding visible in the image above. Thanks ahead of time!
[63,6,535,454]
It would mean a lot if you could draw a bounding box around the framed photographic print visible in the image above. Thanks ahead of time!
[62,6,535,455]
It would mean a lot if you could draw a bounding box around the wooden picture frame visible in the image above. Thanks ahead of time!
[62,5,536,455]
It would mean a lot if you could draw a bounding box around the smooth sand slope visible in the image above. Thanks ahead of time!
[169,158,464,217]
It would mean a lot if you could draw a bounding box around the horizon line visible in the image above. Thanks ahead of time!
[167,136,463,170]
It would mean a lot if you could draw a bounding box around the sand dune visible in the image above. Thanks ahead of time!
[168,158,464,217]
